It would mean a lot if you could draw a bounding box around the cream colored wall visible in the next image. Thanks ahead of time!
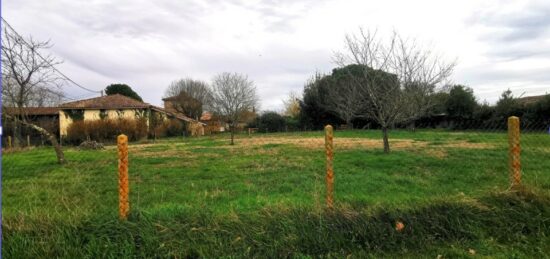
[59,109,147,136]
[59,110,72,136]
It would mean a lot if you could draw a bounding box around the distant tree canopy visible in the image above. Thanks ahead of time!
[164,78,212,119]
[445,85,477,119]
[525,94,550,124]
[169,91,203,120]
[299,68,549,131]
[494,89,522,121]
[105,84,143,102]
[257,111,286,132]
[282,91,301,118]
[299,73,342,130]
[299,64,400,130]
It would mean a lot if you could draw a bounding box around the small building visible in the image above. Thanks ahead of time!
[200,111,225,134]
[58,94,204,138]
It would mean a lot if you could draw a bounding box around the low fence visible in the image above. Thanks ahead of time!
[113,116,541,217]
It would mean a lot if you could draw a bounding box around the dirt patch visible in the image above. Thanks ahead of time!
[423,149,448,159]
[442,142,494,149]
[130,145,195,158]
[237,137,424,150]
[235,136,494,151]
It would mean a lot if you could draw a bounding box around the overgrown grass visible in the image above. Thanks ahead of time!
[3,129,550,257]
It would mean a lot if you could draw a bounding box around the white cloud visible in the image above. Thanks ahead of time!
[4,0,550,110]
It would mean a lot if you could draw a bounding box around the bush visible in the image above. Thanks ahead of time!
[258,112,286,132]
[66,118,148,144]
[153,119,186,137]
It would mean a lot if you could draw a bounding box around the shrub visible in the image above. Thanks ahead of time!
[258,111,286,132]
[153,119,186,137]
[66,118,148,144]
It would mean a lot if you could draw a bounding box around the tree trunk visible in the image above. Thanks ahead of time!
[382,126,390,154]
[5,114,65,164]
[230,125,235,145]
[12,118,22,147]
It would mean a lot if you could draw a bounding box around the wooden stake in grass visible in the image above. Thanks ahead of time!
[118,134,130,220]
[508,116,521,188]
[8,136,12,149]
[325,125,334,208]
[27,135,31,147]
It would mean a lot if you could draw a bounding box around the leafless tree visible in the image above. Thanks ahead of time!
[210,72,259,145]
[282,91,301,118]
[322,65,370,129]
[2,26,65,163]
[334,29,456,153]
[164,78,213,119]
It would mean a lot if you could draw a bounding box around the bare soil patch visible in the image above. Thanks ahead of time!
[236,136,494,151]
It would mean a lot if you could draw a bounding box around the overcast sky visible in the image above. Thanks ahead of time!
[4,0,550,111]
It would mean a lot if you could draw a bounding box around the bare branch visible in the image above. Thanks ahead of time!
[333,28,456,152]
[210,72,259,145]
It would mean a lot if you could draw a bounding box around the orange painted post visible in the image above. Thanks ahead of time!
[508,116,521,188]
[117,134,130,220]
[325,125,334,208]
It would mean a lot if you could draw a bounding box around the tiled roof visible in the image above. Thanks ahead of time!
[59,94,150,109]
[150,106,206,125]
[162,95,179,101]
[3,107,60,116]
[162,92,199,102]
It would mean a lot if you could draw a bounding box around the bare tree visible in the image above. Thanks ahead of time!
[164,78,212,119]
[334,29,455,153]
[210,72,259,145]
[2,26,65,163]
[282,91,301,118]
[323,65,369,129]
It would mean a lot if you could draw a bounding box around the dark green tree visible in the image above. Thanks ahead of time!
[299,73,342,130]
[445,85,477,120]
[494,89,522,121]
[527,95,550,124]
[105,84,143,102]
[257,111,286,132]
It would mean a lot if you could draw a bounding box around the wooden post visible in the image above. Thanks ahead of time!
[27,135,31,147]
[7,136,12,149]
[508,116,521,188]
[325,125,334,208]
[117,134,130,220]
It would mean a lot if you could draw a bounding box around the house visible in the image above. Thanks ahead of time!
[58,94,204,138]
[163,94,221,134]
[200,111,225,134]
[163,93,258,135]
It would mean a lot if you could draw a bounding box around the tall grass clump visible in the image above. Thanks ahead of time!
[3,189,549,258]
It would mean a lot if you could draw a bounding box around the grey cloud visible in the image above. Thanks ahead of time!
[457,65,550,85]
[470,0,550,43]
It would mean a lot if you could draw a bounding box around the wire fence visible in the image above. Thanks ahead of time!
[2,115,550,257]
[3,116,549,214]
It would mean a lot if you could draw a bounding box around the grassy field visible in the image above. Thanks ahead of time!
[3,129,550,258]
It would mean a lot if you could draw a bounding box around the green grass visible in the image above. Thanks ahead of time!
[3,129,550,258]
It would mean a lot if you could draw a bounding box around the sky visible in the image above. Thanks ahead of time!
[4,0,550,111]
